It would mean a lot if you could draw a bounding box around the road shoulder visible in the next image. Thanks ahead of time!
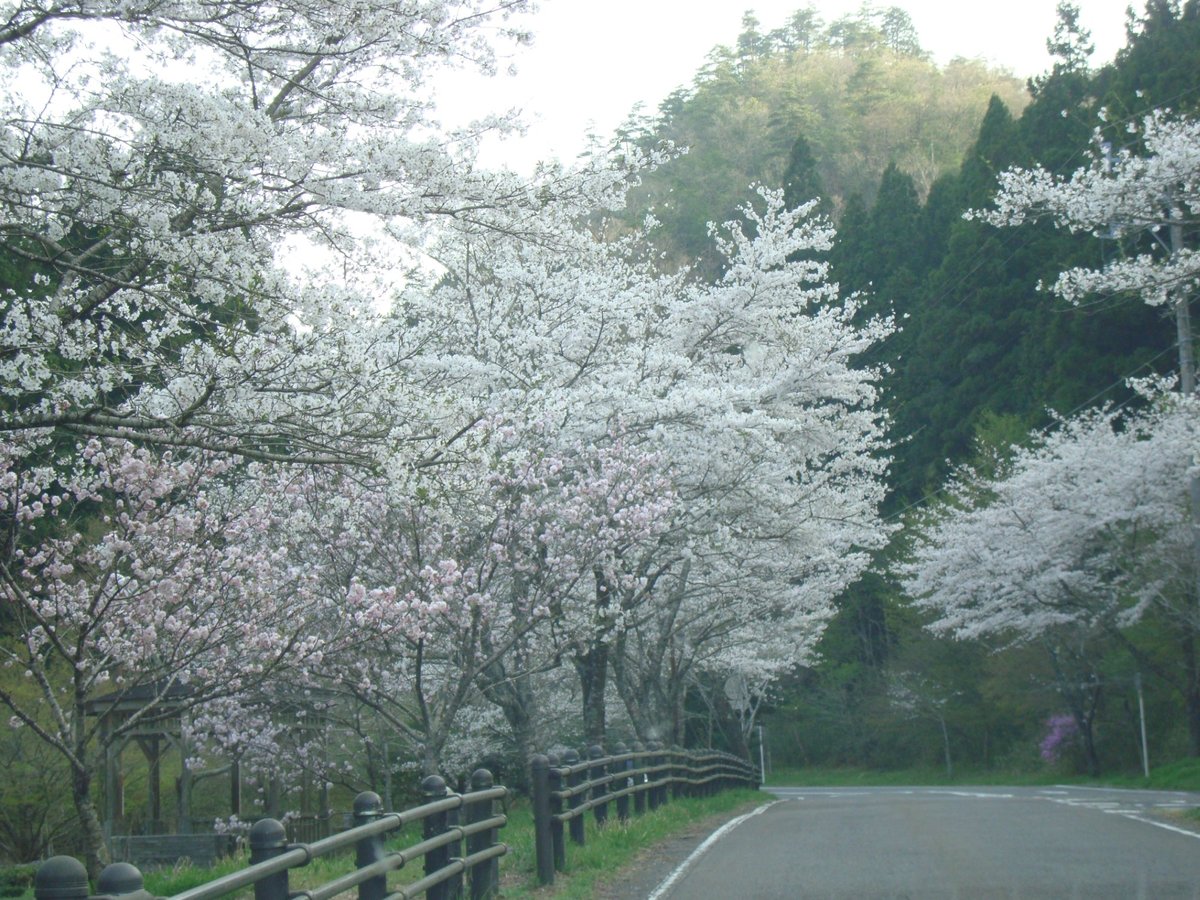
[586,800,766,899]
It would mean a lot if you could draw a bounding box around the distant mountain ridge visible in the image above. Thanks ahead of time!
[612,4,1029,272]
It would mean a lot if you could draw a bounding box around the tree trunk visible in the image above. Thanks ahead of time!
[574,641,609,748]
[668,671,687,746]
[575,570,613,748]
[1079,719,1101,777]
[420,743,440,778]
[481,669,538,790]
[72,764,109,880]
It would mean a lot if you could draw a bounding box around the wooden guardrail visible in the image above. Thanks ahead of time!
[528,742,759,886]
[34,772,506,900]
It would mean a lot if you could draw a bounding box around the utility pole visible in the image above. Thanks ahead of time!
[1171,208,1200,757]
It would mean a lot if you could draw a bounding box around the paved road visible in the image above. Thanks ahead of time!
[649,785,1200,899]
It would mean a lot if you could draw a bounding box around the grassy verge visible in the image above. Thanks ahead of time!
[765,758,1200,792]
[498,788,765,899]
[1085,758,1200,792]
[764,766,1063,787]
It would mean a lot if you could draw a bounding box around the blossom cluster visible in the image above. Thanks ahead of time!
[0,2,896,849]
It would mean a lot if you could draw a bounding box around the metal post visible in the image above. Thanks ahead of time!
[530,755,555,886]
[589,745,608,827]
[353,792,387,900]
[612,742,630,823]
[467,769,499,900]
[248,818,290,900]
[34,857,89,900]
[1136,673,1151,778]
[546,754,565,873]
[758,724,767,785]
[564,749,585,846]
[422,775,451,900]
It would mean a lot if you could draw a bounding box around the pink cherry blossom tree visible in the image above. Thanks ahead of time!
[254,416,674,775]
[0,438,325,874]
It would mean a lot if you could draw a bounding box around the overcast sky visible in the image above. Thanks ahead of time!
[436,0,1136,170]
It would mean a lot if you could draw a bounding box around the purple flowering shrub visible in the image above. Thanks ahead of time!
[1039,714,1079,763]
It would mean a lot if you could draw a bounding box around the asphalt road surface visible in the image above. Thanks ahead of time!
[648,785,1200,899]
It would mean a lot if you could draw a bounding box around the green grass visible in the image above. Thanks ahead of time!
[766,758,1200,792]
[107,820,465,899]
[142,856,255,897]
[498,789,765,899]
[764,766,1066,787]
[1085,757,1200,792]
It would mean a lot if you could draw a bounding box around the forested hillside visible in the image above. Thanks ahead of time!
[613,6,1029,273]
[729,0,1200,777]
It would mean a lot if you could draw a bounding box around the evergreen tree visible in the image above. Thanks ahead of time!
[781,133,829,214]
[1098,0,1200,116]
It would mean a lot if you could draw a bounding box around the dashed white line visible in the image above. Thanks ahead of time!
[929,790,1015,799]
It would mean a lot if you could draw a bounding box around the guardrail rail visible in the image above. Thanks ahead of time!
[34,771,506,900]
[529,742,759,886]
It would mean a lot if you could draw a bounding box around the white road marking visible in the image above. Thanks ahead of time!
[646,800,780,900]
[1119,813,1200,841]
[928,790,1014,799]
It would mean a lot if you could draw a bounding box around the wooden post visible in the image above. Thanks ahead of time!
[530,756,555,887]
[353,792,387,900]
[248,818,290,900]
[612,743,630,823]
[588,745,608,828]
[467,769,499,900]
[422,775,451,900]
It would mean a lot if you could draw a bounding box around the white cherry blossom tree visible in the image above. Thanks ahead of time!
[606,192,893,745]
[0,0,648,859]
[405,188,894,747]
[902,397,1200,755]
[0,0,656,468]
[974,110,1199,319]
[964,106,1200,755]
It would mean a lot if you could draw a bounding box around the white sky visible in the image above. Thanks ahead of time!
[436,0,1136,170]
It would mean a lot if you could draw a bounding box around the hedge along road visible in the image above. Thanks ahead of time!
[645,785,1200,899]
